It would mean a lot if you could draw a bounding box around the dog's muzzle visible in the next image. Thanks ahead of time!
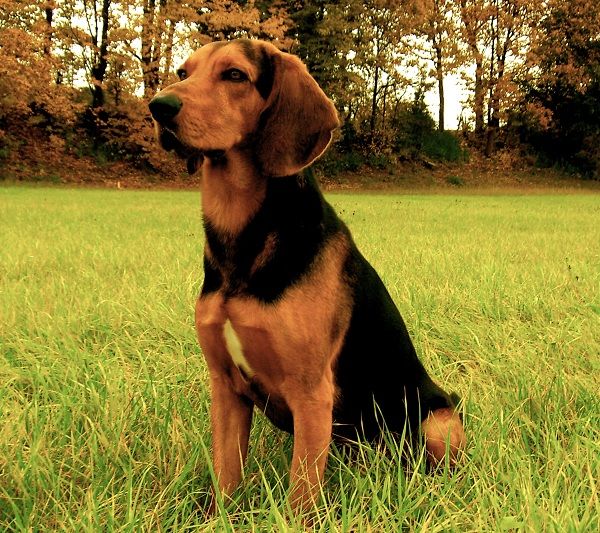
[149,94,204,175]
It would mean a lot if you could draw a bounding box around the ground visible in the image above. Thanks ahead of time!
[1,187,598,531]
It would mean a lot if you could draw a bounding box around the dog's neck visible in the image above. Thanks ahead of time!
[200,148,267,235]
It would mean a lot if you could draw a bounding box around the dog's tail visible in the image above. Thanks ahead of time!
[421,391,466,467]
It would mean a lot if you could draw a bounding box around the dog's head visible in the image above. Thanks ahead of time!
[149,39,340,177]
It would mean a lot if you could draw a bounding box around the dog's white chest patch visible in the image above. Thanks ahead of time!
[223,320,254,378]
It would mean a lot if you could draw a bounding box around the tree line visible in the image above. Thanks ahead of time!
[1,0,599,179]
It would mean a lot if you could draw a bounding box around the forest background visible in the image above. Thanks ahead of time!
[1,0,599,187]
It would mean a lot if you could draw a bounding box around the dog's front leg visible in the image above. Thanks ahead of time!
[209,373,254,501]
[287,377,334,512]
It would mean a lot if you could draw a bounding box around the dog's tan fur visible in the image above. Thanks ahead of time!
[152,39,465,512]
[195,233,352,509]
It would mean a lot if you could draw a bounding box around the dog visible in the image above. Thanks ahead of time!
[149,38,466,511]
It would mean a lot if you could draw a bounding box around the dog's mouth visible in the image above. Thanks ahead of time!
[158,127,204,175]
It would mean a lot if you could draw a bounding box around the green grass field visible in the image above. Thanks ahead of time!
[1,186,599,532]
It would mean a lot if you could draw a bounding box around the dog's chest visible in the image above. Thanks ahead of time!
[222,319,255,380]
[195,293,285,389]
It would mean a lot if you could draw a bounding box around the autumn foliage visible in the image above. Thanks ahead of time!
[0,0,599,182]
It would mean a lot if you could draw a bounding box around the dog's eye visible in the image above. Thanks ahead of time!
[177,69,187,80]
[222,68,248,82]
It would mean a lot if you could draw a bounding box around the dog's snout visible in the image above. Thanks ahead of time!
[149,94,183,123]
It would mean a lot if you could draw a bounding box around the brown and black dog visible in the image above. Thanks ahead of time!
[149,39,465,511]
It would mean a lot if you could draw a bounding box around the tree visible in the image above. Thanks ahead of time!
[351,0,416,145]
[140,0,167,98]
[60,0,113,108]
[415,0,460,131]
[522,0,600,176]
[0,1,74,121]
[458,0,490,137]
[194,0,291,44]
[91,0,111,108]
[483,0,539,156]
[288,1,363,119]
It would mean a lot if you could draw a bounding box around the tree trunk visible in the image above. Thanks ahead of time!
[474,55,484,135]
[381,83,389,131]
[151,0,168,90]
[141,0,157,98]
[370,63,379,141]
[485,9,512,158]
[141,0,168,98]
[91,0,111,108]
[484,108,498,157]
[435,43,445,131]
[485,13,497,157]
[161,19,176,87]
[460,1,486,139]
[44,5,53,56]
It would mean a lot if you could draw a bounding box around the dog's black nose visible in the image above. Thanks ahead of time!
[149,94,182,123]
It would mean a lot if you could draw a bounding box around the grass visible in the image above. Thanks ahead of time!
[1,186,599,531]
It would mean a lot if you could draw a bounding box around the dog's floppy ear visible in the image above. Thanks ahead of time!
[255,47,340,177]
